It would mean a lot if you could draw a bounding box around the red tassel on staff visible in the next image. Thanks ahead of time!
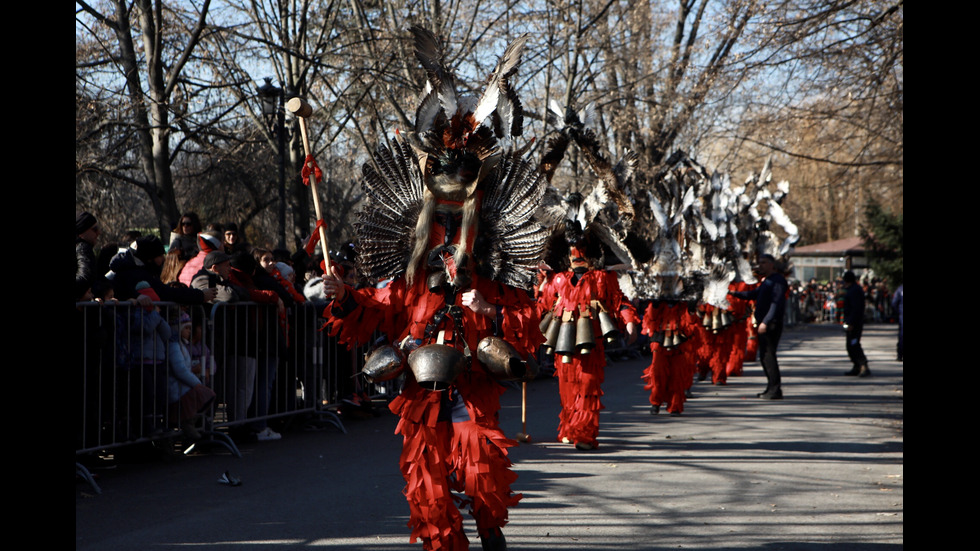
[302,154,323,186]
[305,219,329,256]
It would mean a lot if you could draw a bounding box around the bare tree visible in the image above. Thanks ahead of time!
[76,0,214,238]
[76,0,901,252]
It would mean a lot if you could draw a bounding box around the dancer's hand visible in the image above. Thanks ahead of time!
[322,263,346,302]
[462,289,494,318]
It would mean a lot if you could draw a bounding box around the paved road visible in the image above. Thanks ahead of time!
[76,322,903,550]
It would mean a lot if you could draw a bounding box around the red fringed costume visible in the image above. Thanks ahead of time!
[325,273,540,550]
[641,301,701,414]
[539,269,637,448]
[726,281,754,376]
[740,282,761,361]
[695,303,735,385]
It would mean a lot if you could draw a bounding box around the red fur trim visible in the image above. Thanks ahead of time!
[555,351,606,446]
[391,376,521,549]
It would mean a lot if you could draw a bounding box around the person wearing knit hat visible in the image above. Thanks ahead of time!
[128,279,171,435]
[134,236,167,268]
[77,211,98,237]
[135,280,162,309]
[222,222,248,255]
[76,211,101,300]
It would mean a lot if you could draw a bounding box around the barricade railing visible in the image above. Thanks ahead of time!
[76,300,217,492]
[205,301,347,439]
[76,298,403,493]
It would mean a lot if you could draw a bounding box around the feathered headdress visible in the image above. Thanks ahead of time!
[629,150,710,301]
[353,27,548,291]
[536,100,644,274]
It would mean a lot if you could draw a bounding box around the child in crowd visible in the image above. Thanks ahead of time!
[168,312,216,440]
[91,280,115,303]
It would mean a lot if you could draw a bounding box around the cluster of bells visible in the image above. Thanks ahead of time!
[648,328,689,350]
[359,336,539,392]
[539,303,620,364]
[702,308,734,335]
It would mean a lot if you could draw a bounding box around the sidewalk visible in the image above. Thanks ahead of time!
[76,322,903,550]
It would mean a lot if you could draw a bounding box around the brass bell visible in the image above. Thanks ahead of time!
[575,314,595,355]
[361,344,405,383]
[651,331,665,347]
[663,328,674,349]
[477,336,529,381]
[426,270,446,292]
[721,311,732,328]
[543,314,563,354]
[408,344,467,391]
[539,310,553,334]
[673,332,684,347]
[711,309,721,333]
[555,320,577,356]
[597,310,620,343]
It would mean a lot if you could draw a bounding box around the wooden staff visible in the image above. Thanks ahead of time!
[286,97,330,273]
[516,381,531,443]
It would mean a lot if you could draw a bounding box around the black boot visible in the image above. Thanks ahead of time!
[844,365,860,376]
[481,527,507,551]
[857,364,871,378]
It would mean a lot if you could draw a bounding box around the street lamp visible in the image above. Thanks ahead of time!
[257,77,287,249]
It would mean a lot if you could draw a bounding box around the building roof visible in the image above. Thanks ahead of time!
[792,236,865,255]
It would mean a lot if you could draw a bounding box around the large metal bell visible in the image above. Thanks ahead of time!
[408,344,467,391]
[477,337,536,381]
[597,310,620,343]
[555,320,577,356]
[539,310,553,334]
[543,314,562,354]
[427,270,447,292]
[361,344,405,383]
[651,331,665,347]
[575,315,595,354]
[673,332,685,347]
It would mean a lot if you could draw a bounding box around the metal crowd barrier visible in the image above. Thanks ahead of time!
[76,298,398,494]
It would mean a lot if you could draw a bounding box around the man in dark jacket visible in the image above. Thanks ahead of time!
[730,254,787,399]
[842,271,870,377]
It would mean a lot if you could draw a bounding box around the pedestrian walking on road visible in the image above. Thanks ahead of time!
[842,271,870,377]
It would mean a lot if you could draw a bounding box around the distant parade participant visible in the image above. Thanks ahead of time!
[642,298,700,415]
[726,280,757,377]
[533,103,641,448]
[538,230,638,449]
